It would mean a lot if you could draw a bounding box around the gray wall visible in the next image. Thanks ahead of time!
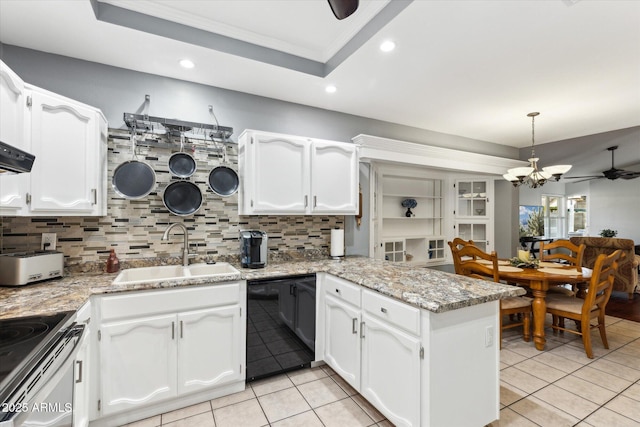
[1,44,522,256]
[494,180,519,258]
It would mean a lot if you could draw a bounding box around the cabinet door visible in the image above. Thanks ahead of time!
[361,313,421,427]
[100,314,177,415]
[28,88,99,214]
[455,180,489,218]
[311,140,358,214]
[73,328,90,427]
[324,294,361,390]
[250,133,310,213]
[0,61,28,213]
[177,306,243,395]
[455,221,491,252]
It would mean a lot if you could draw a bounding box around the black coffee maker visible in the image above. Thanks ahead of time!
[239,230,267,268]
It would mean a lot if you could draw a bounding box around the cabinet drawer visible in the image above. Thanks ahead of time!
[101,283,241,321]
[362,290,420,336]
[323,274,361,307]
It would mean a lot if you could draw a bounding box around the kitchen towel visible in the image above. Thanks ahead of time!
[330,228,345,258]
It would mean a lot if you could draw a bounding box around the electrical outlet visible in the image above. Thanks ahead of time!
[41,233,57,251]
[485,325,494,348]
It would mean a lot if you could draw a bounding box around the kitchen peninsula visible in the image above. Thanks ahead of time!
[0,257,524,427]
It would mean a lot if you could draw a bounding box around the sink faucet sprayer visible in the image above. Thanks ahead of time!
[162,223,196,266]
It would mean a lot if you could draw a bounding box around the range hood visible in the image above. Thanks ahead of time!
[0,140,35,174]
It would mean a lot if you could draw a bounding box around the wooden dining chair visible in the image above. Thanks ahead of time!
[545,250,624,359]
[448,238,475,274]
[450,244,532,348]
[540,240,587,296]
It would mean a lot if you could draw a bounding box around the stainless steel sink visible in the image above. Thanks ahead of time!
[112,263,239,285]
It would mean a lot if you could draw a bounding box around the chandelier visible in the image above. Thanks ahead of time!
[503,112,572,188]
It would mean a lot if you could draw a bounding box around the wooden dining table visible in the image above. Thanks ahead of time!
[493,261,591,351]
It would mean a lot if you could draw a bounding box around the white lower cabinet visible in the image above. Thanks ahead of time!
[360,313,421,427]
[322,274,421,427]
[96,283,245,419]
[101,314,178,414]
[177,306,242,394]
[321,273,499,427]
[324,293,361,390]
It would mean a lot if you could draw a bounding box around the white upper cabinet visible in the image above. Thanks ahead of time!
[238,130,358,215]
[0,60,107,216]
[240,131,310,214]
[0,60,29,214]
[27,86,107,215]
[0,61,26,148]
[311,140,358,213]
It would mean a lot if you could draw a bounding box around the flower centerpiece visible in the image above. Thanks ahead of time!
[510,249,539,268]
[401,198,417,217]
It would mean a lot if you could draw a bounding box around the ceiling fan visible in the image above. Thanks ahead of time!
[565,145,640,182]
[327,0,359,20]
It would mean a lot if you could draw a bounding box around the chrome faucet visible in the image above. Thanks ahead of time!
[162,223,196,266]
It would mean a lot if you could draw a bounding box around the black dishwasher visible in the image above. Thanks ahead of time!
[246,274,316,382]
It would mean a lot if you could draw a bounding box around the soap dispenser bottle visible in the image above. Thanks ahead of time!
[106,249,120,273]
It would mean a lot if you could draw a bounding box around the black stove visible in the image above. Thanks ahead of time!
[0,311,74,402]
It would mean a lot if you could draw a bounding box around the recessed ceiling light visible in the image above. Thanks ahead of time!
[380,40,396,52]
[179,59,195,69]
[325,85,337,94]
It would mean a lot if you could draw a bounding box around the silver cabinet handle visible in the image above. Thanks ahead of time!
[380,307,387,314]
[75,360,83,384]
[313,195,317,207]
[360,321,365,338]
[180,320,184,338]
[91,188,97,205]
[304,195,308,207]
[172,321,175,340]
[352,318,358,334]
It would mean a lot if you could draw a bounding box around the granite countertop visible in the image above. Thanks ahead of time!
[0,257,525,319]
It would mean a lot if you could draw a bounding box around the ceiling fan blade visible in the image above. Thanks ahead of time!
[620,171,640,179]
[569,177,603,183]
[563,175,603,179]
[327,0,359,20]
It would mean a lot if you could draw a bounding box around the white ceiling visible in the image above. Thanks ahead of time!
[0,0,639,148]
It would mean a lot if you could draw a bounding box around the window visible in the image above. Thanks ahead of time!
[541,195,566,238]
[568,195,587,235]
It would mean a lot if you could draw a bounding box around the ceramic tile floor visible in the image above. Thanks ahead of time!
[123,315,640,427]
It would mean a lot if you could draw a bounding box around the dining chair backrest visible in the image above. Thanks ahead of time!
[456,245,500,283]
[540,240,586,272]
[582,249,624,313]
[448,238,475,274]
[451,237,475,249]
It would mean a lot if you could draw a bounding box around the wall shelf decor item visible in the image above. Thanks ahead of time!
[401,198,417,217]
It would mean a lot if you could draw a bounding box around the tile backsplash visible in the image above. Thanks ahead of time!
[1,129,344,269]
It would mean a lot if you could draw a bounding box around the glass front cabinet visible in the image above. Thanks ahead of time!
[456,180,489,218]
[454,179,494,253]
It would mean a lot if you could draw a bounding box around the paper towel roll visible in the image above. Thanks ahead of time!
[330,228,345,258]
